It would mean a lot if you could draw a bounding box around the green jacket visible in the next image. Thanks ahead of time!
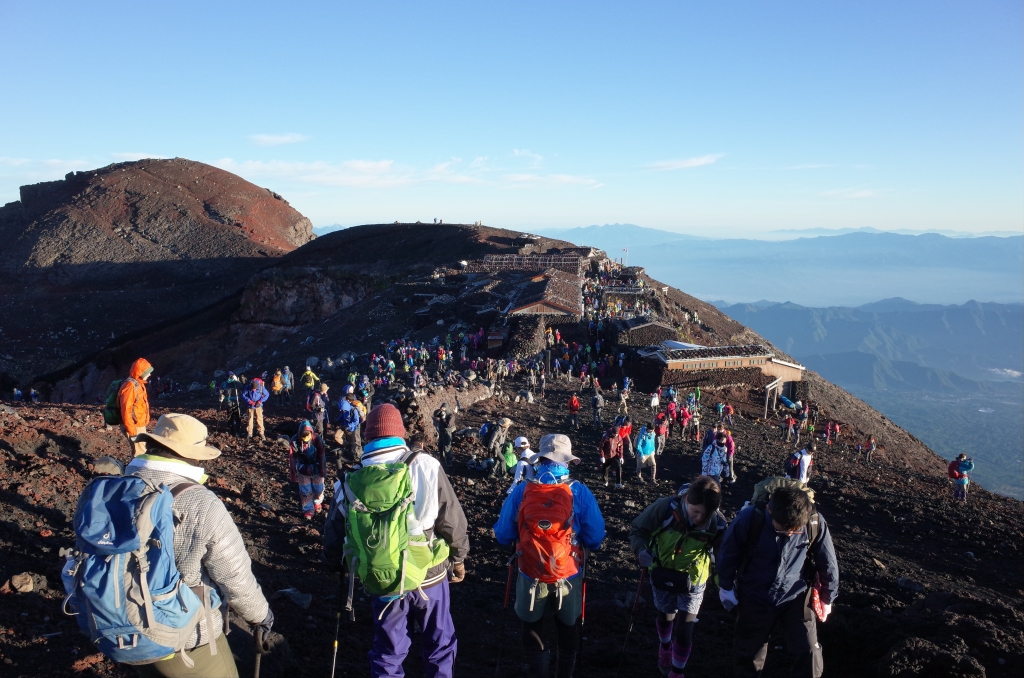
[629,494,727,588]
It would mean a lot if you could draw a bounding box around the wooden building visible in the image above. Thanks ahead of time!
[613,317,679,347]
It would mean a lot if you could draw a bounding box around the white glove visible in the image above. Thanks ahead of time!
[719,588,738,611]
[618,457,624,465]
[820,603,832,622]
[600,457,606,464]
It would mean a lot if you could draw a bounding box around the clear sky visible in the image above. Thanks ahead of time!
[1,1,1021,236]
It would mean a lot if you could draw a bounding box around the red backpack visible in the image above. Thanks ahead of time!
[517,481,578,583]
[947,459,963,480]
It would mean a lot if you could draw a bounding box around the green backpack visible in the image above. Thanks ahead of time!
[102,379,131,426]
[341,448,449,597]
[502,442,517,470]
[649,493,722,589]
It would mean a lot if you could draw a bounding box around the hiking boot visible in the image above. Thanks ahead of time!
[658,644,672,675]
[604,480,609,487]
[667,671,685,678]
[314,503,322,514]
[637,475,646,484]
[304,512,313,520]
[615,483,624,489]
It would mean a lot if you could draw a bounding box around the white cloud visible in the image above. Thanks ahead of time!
[647,154,724,171]
[248,133,310,146]
[989,368,1023,379]
[513,149,544,164]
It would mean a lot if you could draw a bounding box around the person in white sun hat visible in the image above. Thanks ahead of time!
[507,435,536,494]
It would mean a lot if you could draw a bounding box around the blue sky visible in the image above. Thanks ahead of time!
[1,1,1021,236]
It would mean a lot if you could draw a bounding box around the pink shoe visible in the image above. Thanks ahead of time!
[658,645,672,675]
[668,671,685,678]
[314,503,323,514]
[304,512,313,520]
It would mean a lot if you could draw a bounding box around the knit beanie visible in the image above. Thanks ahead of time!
[364,404,406,441]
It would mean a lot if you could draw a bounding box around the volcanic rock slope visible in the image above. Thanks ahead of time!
[0,158,314,389]
[0,223,1022,677]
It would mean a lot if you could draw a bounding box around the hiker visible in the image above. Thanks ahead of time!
[653,411,669,456]
[433,402,455,466]
[863,436,877,463]
[486,417,514,479]
[299,366,320,398]
[69,413,273,676]
[222,373,243,436]
[288,420,327,519]
[619,415,635,459]
[493,434,606,678]
[630,476,727,677]
[950,453,974,502]
[567,393,581,430]
[307,383,330,437]
[591,390,605,428]
[784,445,815,485]
[323,404,469,678]
[270,369,284,405]
[782,414,796,443]
[650,391,660,414]
[118,358,154,458]
[723,403,734,426]
[618,388,629,414]
[636,422,658,483]
[242,377,269,441]
[600,423,625,488]
[717,485,840,678]
[508,436,536,494]
[336,384,364,463]
[701,433,729,485]
[281,366,294,404]
[12,387,23,402]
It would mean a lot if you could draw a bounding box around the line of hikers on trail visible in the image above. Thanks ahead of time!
[69,399,839,678]
[71,353,971,677]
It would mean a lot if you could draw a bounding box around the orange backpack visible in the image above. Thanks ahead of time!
[517,481,578,583]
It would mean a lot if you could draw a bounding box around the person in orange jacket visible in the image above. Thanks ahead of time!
[118,358,153,457]
[567,392,581,430]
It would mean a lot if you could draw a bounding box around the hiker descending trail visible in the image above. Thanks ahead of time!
[948,453,975,503]
[630,477,728,678]
[323,403,469,678]
[288,420,327,519]
[494,434,606,678]
[717,485,840,677]
[109,357,153,458]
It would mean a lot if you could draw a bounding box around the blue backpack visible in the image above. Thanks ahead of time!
[62,476,219,665]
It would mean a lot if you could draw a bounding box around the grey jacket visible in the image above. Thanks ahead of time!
[131,467,270,649]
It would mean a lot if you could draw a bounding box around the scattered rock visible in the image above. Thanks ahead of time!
[872,558,886,569]
[897,577,925,593]
[9,573,35,593]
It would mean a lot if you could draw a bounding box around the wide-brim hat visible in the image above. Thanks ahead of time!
[136,413,221,461]
[498,417,513,428]
[529,433,579,466]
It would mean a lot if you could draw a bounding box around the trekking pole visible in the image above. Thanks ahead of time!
[614,568,647,678]
[494,554,516,678]
[575,549,589,678]
[328,610,341,678]
[253,627,269,678]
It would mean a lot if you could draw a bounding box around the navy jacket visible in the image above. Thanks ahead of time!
[717,504,839,608]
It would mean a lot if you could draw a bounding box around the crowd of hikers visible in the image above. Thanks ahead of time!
[55,340,975,678]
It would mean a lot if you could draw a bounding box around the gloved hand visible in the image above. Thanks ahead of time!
[820,603,832,622]
[618,457,624,465]
[600,457,606,464]
[449,561,466,583]
[719,588,738,611]
[637,549,654,568]
[255,608,274,635]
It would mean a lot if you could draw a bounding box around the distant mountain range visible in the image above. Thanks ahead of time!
[538,224,1023,307]
[713,297,1024,499]
[714,297,1023,389]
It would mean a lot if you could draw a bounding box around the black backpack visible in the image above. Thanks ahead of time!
[783,453,801,478]
[741,498,822,580]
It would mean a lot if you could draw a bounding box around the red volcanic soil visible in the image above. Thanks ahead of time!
[1,374,1021,678]
[0,158,314,387]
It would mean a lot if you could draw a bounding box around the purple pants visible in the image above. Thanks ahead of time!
[369,579,457,678]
